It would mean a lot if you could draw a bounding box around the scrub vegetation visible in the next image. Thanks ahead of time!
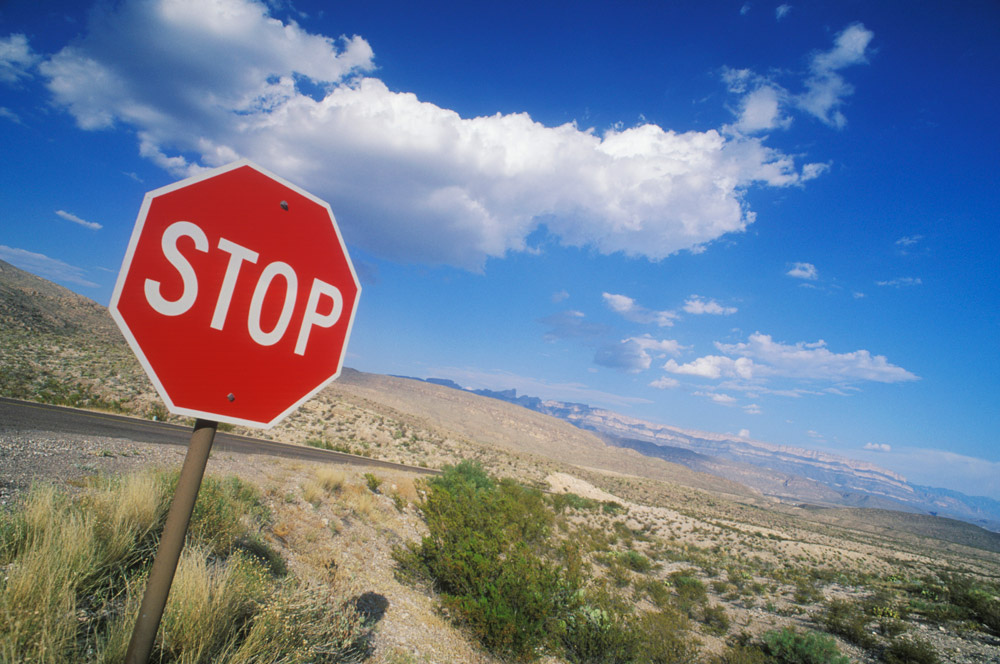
[0,470,368,664]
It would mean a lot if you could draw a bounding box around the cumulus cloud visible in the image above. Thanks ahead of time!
[738,428,751,438]
[715,332,919,383]
[683,295,737,315]
[0,245,99,287]
[0,33,37,83]
[786,262,818,280]
[595,335,683,373]
[33,0,829,270]
[602,292,678,327]
[797,23,874,128]
[864,442,891,452]
[55,209,102,230]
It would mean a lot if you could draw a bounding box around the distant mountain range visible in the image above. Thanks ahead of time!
[414,378,1000,532]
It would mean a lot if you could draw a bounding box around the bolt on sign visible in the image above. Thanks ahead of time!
[110,159,360,428]
[109,160,360,664]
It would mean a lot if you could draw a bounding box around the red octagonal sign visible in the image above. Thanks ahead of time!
[110,160,360,428]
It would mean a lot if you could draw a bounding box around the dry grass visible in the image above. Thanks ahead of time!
[316,466,347,493]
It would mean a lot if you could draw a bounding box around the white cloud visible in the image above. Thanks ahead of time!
[595,334,684,373]
[0,107,21,124]
[602,292,677,327]
[0,33,37,84]
[725,24,873,135]
[895,235,923,247]
[35,0,828,270]
[55,209,102,230]
[0,245,99,287]
[786,261,818,280]
[683,295,737,315]
[738,428,751,438]
[695,390,737,404]
[864,442,891,452]
[715,332,919,383]
[649,376,680,390]
[665,355,756,380]
[743,403,761,414]
[551,290,570,303]
[734,85,791,133]
[740,3,751,16]
[876,277,922,288]
[797,23,874,128]
[775,4,792,21]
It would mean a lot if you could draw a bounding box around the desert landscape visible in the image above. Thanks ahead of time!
[2,258,1000,664]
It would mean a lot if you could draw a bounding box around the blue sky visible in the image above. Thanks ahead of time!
[1,0,998,498]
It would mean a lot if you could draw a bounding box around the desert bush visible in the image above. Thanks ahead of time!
[708,643,770,664]
[180,473,270,555]
[701,603,731,636]
[562,592,640,664]
[672,570,708,616]
[822,598,877,649]
[364,472,382,493]
[938,573,1000,635]
[398,460,573,661]
[619,549,653,573]
[761,627,850,664]
[640,607,699,664]
[550,491,599,513]
[882,636,939,664]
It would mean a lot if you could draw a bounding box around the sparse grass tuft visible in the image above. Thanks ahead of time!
[315,466,346,493]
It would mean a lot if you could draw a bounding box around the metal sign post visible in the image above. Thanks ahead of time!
[124,419,218,664]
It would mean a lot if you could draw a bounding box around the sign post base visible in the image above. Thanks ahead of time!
[125,418,218,664]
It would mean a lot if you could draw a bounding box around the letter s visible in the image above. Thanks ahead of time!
[144,221,208,316]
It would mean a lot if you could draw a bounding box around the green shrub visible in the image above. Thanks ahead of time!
[398,460,574,661]
[672,570,707,615]
[619,549,652,573]
[882,637,939,664]
[562,594,639,664]
[823,598,877,649]
[364,472,382,493]
[180,474,270,555]
[640,608,699,664]
[761,627,850,664]
[939,573,1000,635]
[550,492,599,512]
[701,604,731,636]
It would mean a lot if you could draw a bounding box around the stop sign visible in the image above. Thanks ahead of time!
[110,160,360,428]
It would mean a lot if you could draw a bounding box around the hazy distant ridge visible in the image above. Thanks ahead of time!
[420,379,1000,532]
